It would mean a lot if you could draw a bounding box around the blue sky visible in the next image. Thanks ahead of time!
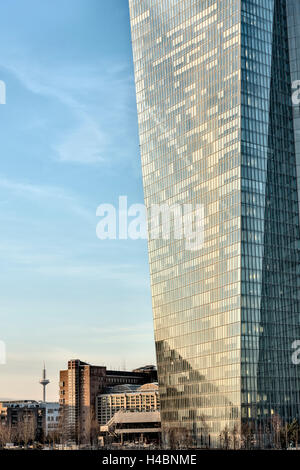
[0,0,155,401]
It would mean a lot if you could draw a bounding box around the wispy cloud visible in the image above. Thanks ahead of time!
[0,174,93,221]
[1,57,135,165]
[0,175,70,198]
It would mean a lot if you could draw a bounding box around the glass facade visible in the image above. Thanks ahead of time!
[288,0,300,224]
[129,0,300,447]
[241,0,300,440]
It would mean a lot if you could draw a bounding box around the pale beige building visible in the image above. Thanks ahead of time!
[97,383,160,426]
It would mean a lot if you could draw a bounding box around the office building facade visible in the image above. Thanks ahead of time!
[129,0,300,446]
[43,402,60,436]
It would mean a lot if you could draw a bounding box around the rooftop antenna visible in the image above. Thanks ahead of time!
[39,362,50,402]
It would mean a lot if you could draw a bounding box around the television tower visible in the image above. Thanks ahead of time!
[39,362,50,402]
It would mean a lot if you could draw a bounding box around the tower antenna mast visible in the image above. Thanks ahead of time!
[39,362,50,402]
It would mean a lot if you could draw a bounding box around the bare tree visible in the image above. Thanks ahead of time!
[273,419,300,449]
[16,414,35,448]
[57,405,69,446]
[0,424,13,448]
[84,407,99,448]
[199,415,210,448]
[271,414,282,449]
[231,424,239,450]
[257,423,264,449]
[219,425,231,449]
[163,425,193,449]
[241,422,255,449]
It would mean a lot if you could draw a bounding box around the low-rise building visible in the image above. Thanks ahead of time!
[97,383,160,426]
[0,400,59,440]
[100,409,161,446]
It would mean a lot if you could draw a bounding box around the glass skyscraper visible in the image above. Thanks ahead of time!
[129,0,300,447]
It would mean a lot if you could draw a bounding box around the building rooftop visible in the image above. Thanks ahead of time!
[100,382,159,395]
[138,383,159,391]
[111,410,160,424]
[100,409,161,434]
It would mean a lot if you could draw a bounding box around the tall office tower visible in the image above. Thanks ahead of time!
[129,0,300,446]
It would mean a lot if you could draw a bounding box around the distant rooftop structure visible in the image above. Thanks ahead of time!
[138,383,159,391]
[106,384,140,394]
[100,409,161,441]
[0,400,39,408]
[0,400,59,408]
[132,365,156,372]
[108,409,161,425]
[105,382,159,395]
